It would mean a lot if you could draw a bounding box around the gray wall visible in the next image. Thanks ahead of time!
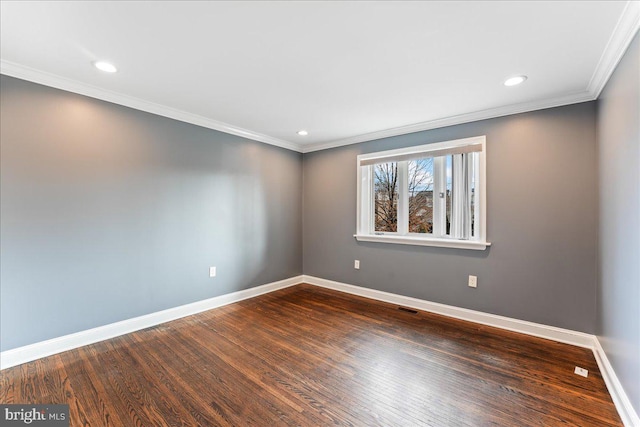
[303,102,598,333]
[597,33,640,414]
[0,75,302,351]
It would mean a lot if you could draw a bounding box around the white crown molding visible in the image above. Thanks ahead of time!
[301,91,595,153]
[301,1,638,154]
[588,1,640,98]
[593,337,640,427]
[0,60,303,153]
[0,275,303,370]
[302,275,595,348]
[0,60,595,155]
[2,0,637,157]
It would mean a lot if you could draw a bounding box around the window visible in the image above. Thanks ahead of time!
[356,136,489,250]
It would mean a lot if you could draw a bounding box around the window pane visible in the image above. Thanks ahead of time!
[445,155,452,235]
[373,162,398,232]
[408,158,434,233]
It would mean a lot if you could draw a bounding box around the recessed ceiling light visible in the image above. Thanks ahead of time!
[297,130,309,136]
[93,61,118,73]
[504,75,527,86]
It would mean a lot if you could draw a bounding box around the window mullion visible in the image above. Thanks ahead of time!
[369,166,375,234]
[358,165,371,235]
[465,153,472,239]
[473,153,481,240]
[433,157,446,237]
[398,161,409,235]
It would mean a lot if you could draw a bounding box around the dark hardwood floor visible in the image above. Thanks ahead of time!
[0,284,622,426]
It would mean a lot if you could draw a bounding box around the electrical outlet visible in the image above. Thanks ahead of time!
[354,260,360,270]
[209,266,217,278]
[574,366,588,377]
[468,275,477,288]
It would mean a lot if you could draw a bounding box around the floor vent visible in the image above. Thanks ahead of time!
[398,307,418,314]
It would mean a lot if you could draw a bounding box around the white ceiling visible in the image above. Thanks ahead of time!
[1,1,638,153]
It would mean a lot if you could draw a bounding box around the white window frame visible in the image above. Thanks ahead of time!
[355,135,490,250]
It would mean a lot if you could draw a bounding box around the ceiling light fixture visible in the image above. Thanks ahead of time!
[297,130,309,136]
[504,75,527,87]
[93,61,118,73]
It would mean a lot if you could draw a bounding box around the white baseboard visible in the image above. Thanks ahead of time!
[0,275,303,370]
[593,337,640,427]
[3,274,635,427]
[302,275,595,349]
[302,275,639,425]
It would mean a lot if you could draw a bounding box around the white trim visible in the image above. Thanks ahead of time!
[302,4,640,156]
[588,1,640,98]
[593,337,640,427]
[354,234,490,250]
[0,59,594,156]
[302,276,637,425]
[2,273,635,425]
[302,275,595,349]
[0,60,302,153]
[301,91,595,153]
[0,275,303,370]
[357,135,485,164]
[477,145,487,243]
[4,0,639,159]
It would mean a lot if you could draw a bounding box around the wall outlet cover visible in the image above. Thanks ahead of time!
[468,275,477,288]
[574,366,588,377]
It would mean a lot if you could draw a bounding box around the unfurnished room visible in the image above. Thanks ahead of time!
[0,1,639,426]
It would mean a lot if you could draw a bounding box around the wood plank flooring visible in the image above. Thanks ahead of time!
[0,284,622,426]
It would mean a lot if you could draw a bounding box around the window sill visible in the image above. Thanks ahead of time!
[353,234,491,250]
